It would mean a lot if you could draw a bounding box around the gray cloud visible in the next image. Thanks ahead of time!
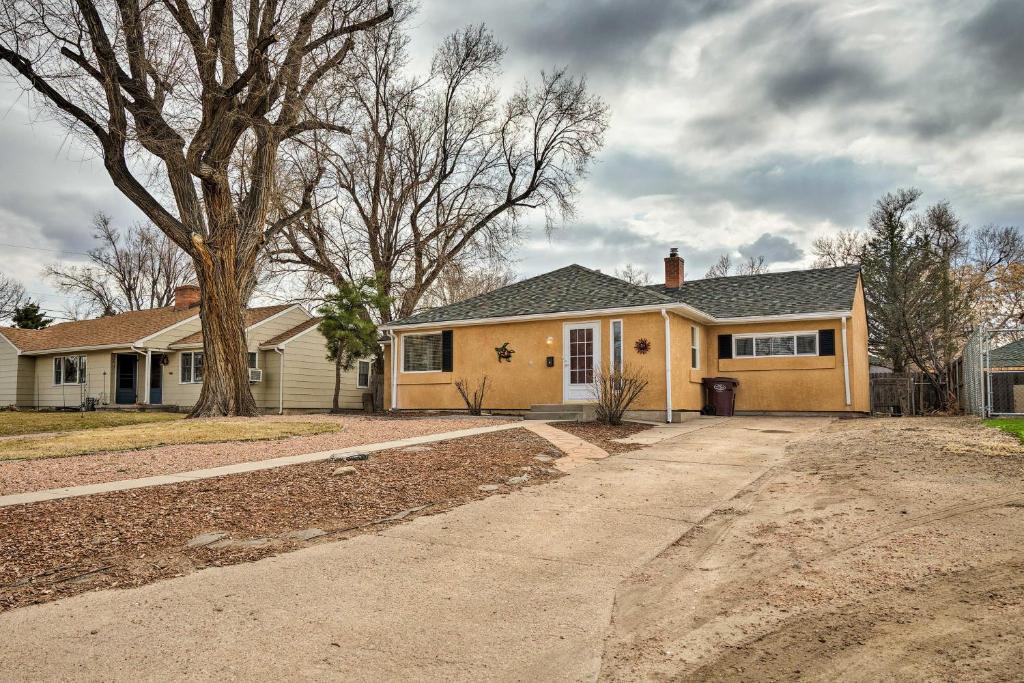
[738,232,804,264]
[962,0,1024,87]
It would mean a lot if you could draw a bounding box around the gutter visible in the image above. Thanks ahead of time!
[390,332,398,410]
[273,347,285,415]
[841,316,851,406]
[661,308,672,423]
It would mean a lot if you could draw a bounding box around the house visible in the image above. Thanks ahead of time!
[380,249,870,420]
[0,285,374,412]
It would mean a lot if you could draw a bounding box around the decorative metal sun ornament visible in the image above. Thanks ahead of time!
[634,338,651,355]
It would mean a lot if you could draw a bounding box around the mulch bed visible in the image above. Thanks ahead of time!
[0,428,563,613]
[553,421,651,454]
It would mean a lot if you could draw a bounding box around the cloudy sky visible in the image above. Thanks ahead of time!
[1,0,1022,315]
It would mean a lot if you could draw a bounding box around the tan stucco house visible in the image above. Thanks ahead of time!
[381,250,870,421]
[0,285,373,412]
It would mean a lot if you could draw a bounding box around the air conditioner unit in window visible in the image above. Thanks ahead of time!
[248,367,263,383]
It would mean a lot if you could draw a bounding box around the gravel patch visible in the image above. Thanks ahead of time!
[551,421,651,454]
[0,428,561,612]
[0,414,509,496]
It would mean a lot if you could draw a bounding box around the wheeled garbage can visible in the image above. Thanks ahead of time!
[701,377,739,416]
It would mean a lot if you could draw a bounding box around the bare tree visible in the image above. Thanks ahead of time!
[0,274,26,322]
[454,376,489,415]
[811,230,867,267]
[1,0,394,416]
[270,19,608,322]
[46,213,194,316]
[613,264,652,286]
[592,364,648,425]
[420,260,517,309]
[704,254,768,278]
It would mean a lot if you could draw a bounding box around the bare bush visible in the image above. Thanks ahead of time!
[592,365,649,425]
[454,376,489,416]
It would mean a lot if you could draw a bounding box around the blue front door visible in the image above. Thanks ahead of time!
[115,354,138,404]
[149,354,163,404]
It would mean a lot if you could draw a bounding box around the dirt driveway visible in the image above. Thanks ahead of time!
[0,417,1021,681]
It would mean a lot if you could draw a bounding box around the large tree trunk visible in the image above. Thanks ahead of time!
[189,246,260,417]
[332,357,341,412]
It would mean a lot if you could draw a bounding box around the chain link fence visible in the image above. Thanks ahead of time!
[958,327,1024,417]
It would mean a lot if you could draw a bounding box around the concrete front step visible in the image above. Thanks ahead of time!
[523,411,584,421]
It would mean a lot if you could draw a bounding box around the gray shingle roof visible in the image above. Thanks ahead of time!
[649,265,862,318]
[388,263,861,327]
[990,339,1024,368]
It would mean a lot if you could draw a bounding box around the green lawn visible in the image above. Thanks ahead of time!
[985,418,1024,443]
[0,410,183,437]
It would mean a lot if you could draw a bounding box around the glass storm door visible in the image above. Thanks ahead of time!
[563,322,600,402]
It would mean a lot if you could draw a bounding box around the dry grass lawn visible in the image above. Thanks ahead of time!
[0,418,341,461]
[0,410,182,437]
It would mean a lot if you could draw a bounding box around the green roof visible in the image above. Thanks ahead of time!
[990,339,1024,368]
[389,263,861,327]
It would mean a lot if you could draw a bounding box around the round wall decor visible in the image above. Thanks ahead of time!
[634,338,651,354]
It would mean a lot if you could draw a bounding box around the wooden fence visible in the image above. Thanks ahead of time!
[870,371,954,416]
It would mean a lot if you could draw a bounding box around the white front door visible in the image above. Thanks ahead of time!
[563,321,601,402]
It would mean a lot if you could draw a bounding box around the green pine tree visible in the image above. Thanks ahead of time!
[317,277,391,411]
[12,300,54,329]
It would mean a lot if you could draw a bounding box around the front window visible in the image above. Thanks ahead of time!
[54,355,87,385]
[734,332,819,358]
[691,326,700,369]
[403,333,443,372]
[610,320,623,374]
[357,360,371,388]
[180,351,205,383]
[248,352,258,369]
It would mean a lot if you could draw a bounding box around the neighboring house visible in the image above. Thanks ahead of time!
[381,250,870,420]
[0,285,373,412]
[987,338,1024,415]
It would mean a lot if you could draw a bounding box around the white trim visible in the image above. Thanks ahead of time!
[356,359,371,388]
[51,354,88,387]
[562,321,601,402]
[143,349,152,404]
[248,350,259,369]
[661,309,672,423]
[135,313,201,346]
[381,304,854,332]
[841,316,851,406]
[732,330,821,358]
[690,324,700,370]
[711,310,852,325]
[400,330,446,374]
[274,348,285,415]
[383,303,716,332]
[23,343,134,356]
[390,333,398,410]
[609,319,624,375]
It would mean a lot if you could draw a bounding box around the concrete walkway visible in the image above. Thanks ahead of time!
[0,416,828,682]
[0,422,524,508]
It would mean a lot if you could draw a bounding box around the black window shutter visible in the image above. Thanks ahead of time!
[441,330,454,371]
[819,329,835,356]
[717,334,733,359]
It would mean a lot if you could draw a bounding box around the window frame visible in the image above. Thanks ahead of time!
[401,331,445,374]
[53,355,87,385]
[179,351,205,384]
[733,331,819,358]
[247,351,259,369]
[356,359,371,388]
[609,319,624,375]
[690,325,700,369]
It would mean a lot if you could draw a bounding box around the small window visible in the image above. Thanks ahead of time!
[796,334,817,355]
[611,320,623,374]
[403,334,443,372]
[770,336,795,356]
[54,355,87,385]
[180,351,204,384]
[690,326,700,369]
[734,337,754,357]
[357,360,371,388]
[248,352,258,369]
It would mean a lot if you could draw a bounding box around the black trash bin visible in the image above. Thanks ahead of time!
[702,377,739,416]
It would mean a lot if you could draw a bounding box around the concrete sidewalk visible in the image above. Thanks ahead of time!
[0,417,827,682]
[0,422,523,508]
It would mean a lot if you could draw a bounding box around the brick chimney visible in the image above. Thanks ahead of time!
[173,284,201,310]
[664,248,684,289]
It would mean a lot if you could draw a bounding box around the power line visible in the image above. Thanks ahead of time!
[0,241,91,256]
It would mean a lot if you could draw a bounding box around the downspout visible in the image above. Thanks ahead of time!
[390,333,398,411]
[274,347,285,415]
[841,316,852,407]
[131,344,150,405]
[661,309,672,423]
